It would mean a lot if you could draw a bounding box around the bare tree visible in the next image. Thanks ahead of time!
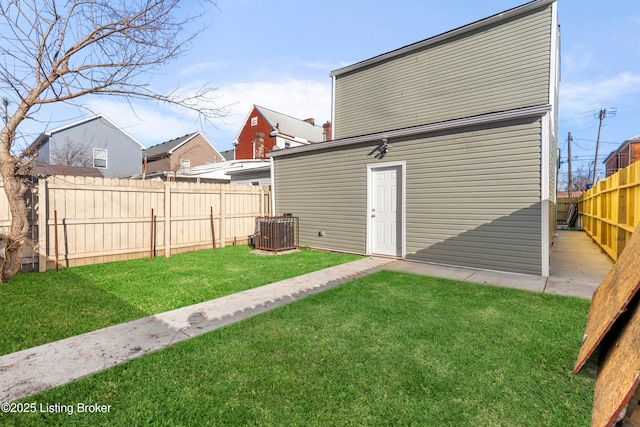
[566,165,594,192]
[0,0,225,282]
[50,137,94,167]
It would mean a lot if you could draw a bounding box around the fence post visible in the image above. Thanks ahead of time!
[38,178,48,272]
[259,187,264,217]
[150,208,154,261]
[164,183,171,258]
[219,186,226,248]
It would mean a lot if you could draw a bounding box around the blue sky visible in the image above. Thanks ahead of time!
[14,0,640,181]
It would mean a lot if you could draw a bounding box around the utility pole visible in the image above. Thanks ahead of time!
[567,132,572,197]
[592,108,616,185]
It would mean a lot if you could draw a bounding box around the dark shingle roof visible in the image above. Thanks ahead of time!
[145,132,198,158]
[220,149,235,161]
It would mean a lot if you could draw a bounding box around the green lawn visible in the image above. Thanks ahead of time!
[4,270,595,426]
[0,246,361,355]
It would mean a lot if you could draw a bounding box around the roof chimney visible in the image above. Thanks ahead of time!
[322,121,333,141]
[303,118,315,126]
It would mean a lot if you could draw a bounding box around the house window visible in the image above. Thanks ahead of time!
[251,116,258,126]
[93,148,107,168]
[180,159,191,169]
[285,142,291,148]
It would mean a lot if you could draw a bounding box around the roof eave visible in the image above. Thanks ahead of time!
[330,0,556,77]
[167,132,198,155]
[269,105,552,158]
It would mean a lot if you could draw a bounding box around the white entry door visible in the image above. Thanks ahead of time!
[369,164,403,257]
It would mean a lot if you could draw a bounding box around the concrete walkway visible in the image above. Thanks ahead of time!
[0,230,613,402]
[387,230,614,300]
[545,230,614,298]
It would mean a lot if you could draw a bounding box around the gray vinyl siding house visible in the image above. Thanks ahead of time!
[270,0,559,276]
[32,114,144,178]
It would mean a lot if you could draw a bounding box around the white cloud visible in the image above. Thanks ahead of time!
[561,72,640,116]
[561,50,593,76]
[213,78,332,139]
[85,99,202,147]
[75,77,332,150]
[180,61,229,75]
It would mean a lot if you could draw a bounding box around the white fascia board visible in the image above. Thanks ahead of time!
[549,1,559,140]
[166,132,224,160]
[44,114,101,135]
[97,114,146,149]
[167,132,197,155]
[231,105,258,147]
[43,114,145,150]
[331,75,337,139]
[269,105,552,158]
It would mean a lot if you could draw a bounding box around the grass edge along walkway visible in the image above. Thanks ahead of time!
[0,246,363,356]
[0,257,393,403]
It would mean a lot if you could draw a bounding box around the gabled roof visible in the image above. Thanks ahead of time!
[603,133,640,163]
[29,114,145,150]
[256,105,325,142]
[627,133,640,142]
[234,105,326,144]
[331,0,555,77]
[145,131,222,159]
[603,150,617,164]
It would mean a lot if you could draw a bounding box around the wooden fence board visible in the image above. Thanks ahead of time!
[591,297,640,427]
[0,176,270,272]
[574,220,640,373]
[574,220,640,426]
[557,196,581,225]
[582,162,640,260]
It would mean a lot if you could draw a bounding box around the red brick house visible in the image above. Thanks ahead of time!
[232,105,331,160]
[604,133,640,177]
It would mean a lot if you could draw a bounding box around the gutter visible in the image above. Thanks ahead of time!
[269,104,552,158]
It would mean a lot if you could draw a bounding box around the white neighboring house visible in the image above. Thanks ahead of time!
[145,159,272,185]
[226,164,272,186]
[29,114,144,178]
